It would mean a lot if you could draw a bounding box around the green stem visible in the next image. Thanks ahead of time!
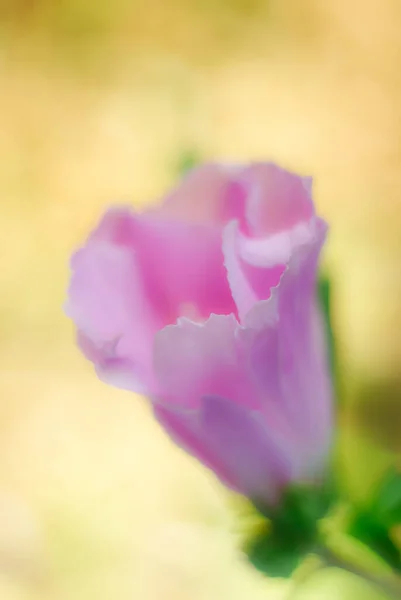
[318,546,401,599]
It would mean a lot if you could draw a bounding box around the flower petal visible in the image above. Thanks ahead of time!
[154,396,291,504]
[243,163,314,236]
[153,402,240,490]
[77,332,148,394]
[223,220,284,319]
[159,163,247,226]
[65,226,159,392]
[153,314,257,409]
[66,205,238,393]
[244,218,332,478]
[200,395,291,503]
[130,214,237,322]
[223,177,318,321]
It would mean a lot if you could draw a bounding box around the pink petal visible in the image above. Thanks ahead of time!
[77,332,149,394]
[243,163,314,236]
[130,214,237,323]
[158,163,247,226]
[244,218,332,478]
[65,233,159,392]
[153,314,257,409]
[223,220,284,320]
[95,206,237,321]
[66,206,238,393]
[222,165,316,320]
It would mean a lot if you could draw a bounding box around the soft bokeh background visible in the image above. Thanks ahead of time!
[1,1,401,598]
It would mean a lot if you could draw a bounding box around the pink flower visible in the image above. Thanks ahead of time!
[65,163,332,506]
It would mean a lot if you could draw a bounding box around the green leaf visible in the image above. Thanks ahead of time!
[348,510,401,572]
[373,468,401,527]
[346,468,401,573]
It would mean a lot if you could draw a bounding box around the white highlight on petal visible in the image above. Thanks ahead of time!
[237,220,316,268]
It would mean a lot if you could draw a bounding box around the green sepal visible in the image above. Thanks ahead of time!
[317,273,338,398]
[245,483,335,578]
[246,523,307,578]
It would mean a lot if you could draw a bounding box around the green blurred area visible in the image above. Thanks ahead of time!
[1,1,401,598]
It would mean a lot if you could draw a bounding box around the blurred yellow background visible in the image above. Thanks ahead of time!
[1,0,401,598]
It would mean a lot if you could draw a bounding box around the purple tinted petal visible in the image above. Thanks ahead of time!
[244,218,332,478]
[154,396,292,504]
[200,395,291,503]
[154,403,240,490]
